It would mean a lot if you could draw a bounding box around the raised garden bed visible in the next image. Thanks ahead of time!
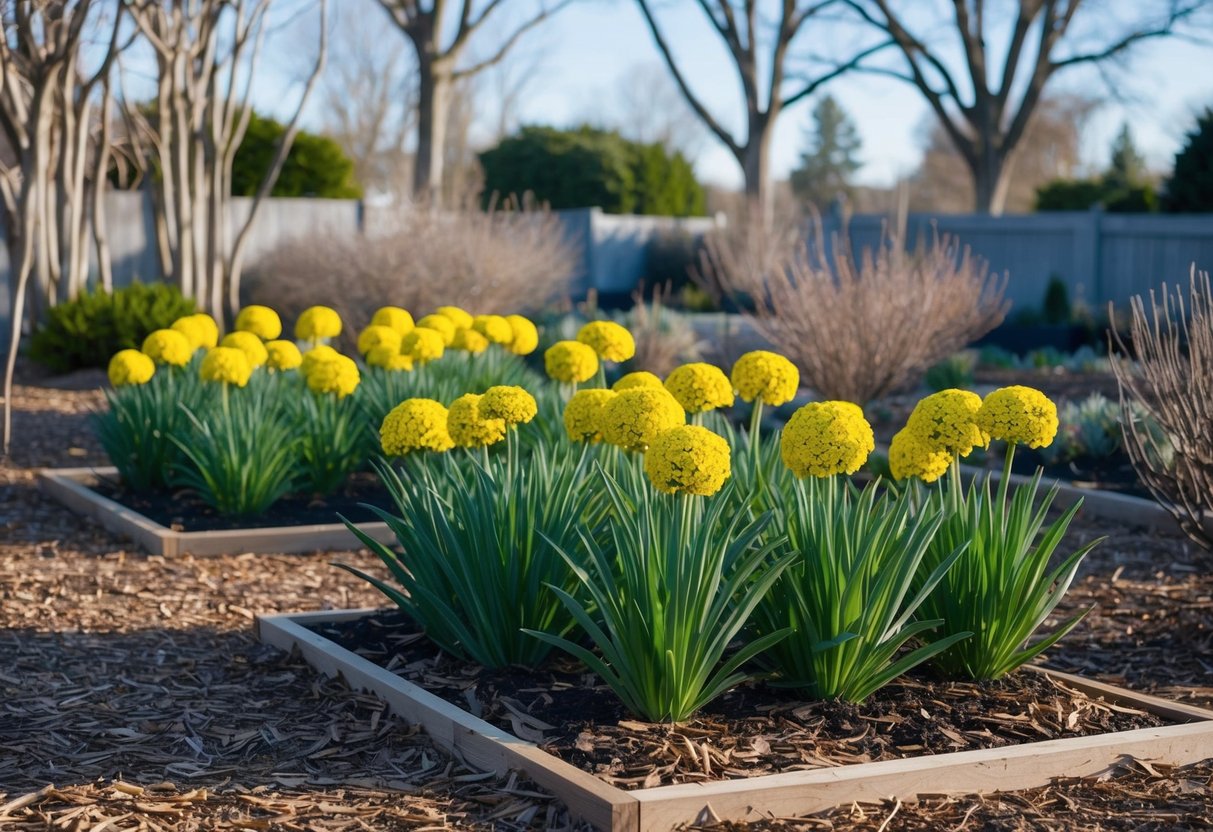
[257,607,1213,831]
[38,467,395,556]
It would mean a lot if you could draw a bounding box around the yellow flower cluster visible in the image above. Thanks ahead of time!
[472,314,513,345]
[436,305,473,330]
[371,306,414,335]
[481,385,537,426]
[367,345,414,371]
[141,329,193,367]
[380,398,453,455]
[563,389,616,443]
[545,340,599,384]
[644,425,731,496]
[171,313,218,350]
[976,386,1058,448]
[452,327,489,353]
[108,349,155,387]
[235,305,282,340]
[447,393,507,448]
[613,371,663,391]
[265,339,302,371]
[664,363,735,413]
[732,351,799,406]
[601,388,685,452]
[906,389,988,458]
[577,321,635,362]
[781,401,874,478]
[306,353,360,397]
[221,331,268,368]
[296,305,342,341]
[505,314,539,356]
[301,345,340,376]
[888,427,952,483]
[403,327,446,363]
[200,346,252,387]
[358,325,402,355]
[416,314,456,345]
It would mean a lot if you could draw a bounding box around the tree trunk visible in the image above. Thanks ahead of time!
[414,56,450,204]
[971,145,1012,215]
[741,113,773,221]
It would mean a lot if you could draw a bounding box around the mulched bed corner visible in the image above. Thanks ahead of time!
[312,611,1165,790]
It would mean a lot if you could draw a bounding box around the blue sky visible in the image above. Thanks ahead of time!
[262,0,1213,190]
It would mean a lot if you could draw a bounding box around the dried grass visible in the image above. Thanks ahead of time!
[1111,267,1213,553]
[616,287,705,376]
[698,212,1008,403]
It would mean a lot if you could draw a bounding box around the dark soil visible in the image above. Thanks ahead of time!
[91,472,394,531]
[311,610,1167,790]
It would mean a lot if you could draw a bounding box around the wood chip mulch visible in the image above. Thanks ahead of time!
[2,382,1212,830]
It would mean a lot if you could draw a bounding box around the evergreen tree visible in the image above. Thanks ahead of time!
[1107,122,1146,188]
[1164,107,1213,213]
[789,95,862,209]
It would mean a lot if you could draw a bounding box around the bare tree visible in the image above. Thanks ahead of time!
[1,0,126,454]
[845,0,1207,215]
[610,62,707,158]
[635,0,890,215]
[374,0,574,204]
[122,0,327,317]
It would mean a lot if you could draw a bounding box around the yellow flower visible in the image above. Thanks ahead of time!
[435,305,474,330]
[357,324,403,356]
[481,385,537,426]
[265,339,303,371]
[234,305,282,340]
[295,305,343,341]
[889,427,953,484]
[505,314,539,356]
[200,346,252,387]
[141,329,193,367]
[380,398,453,455]
[731,351,799,406]
[402,327,446,363]
[545,340,599,384]
[221,331,268,368]
[780,401,874,478]
[371,306,414,335]
[907,389,989,457]
[664,363,735,413]
[645,425,731,496]
[613,371,664,391]
[306,353,360,397]
[451,327,490,353]
[564,389,616,443]
[472,314,513,345]
[577,320,635,362]
[108,349,155,387]
[367,345,414,371]
[977,386,1059,449]
[447,393,507,448]
[601,388,685,452]
[301,345,341,376]
[170,314,217,350]
[416,314,456,345]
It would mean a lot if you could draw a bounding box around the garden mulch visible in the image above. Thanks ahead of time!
[3,381,1212,830]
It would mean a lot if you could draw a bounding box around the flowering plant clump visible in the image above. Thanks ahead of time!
[141,329,193,367]
[402,327,446,364]
[577,320,635,362]
[301,345,341,376]
[906,388,988,457]
[380,398,453,455]
[200,346,252,387]
[563,389,616,442]
[481,385,538,426]
[781,401,874,478]
[416,314,457,345]
[371,306,414,335]
[664,363,735,414]
[505,314,539,355]
[357,325,403,356]
[601,388,685,452]
[889,427,952,483]
[544,340,598,384]
[220,331,268,368]
[472,314,513,345]
[265,340,303,372]
[367,345,413,371]
[235,305,282,340]
[644,425,731,496]
[977,386,1059,448]
[108,349,155,387]
[295,305,343,342]
[435,305,474,330]
[305,353,361,398]
[172,313,218,350]
[447,393,507,448]
[732,351,799,406]
[451,327,490,353]
[613,371,663,391]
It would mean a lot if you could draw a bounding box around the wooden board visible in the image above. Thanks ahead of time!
[257,607,1213,832]
[38,467,398,557]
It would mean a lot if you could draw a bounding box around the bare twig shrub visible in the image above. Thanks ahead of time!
[244,196,576,334]
[1111,268,1213,551]
[697,212,1008,403]
[614,286,705,376]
